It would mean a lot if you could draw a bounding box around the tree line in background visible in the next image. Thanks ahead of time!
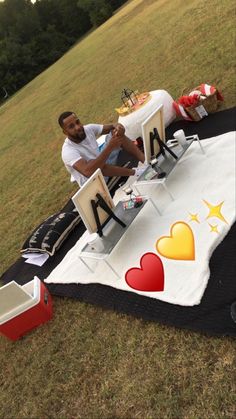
[0,0,126,98]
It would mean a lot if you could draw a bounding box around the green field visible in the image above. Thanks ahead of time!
[0,0,235,418]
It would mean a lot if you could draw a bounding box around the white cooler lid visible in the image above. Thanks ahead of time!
[0,277,40,325]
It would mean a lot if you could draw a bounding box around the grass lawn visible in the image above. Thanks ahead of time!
[0,0,236,418]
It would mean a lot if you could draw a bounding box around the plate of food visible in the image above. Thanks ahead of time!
[115,105,130,116]
[137,92,151,105]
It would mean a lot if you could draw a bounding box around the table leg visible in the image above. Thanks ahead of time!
[133,185,141,195]
[104,259,120,278]
[162,182,175,201]
[195,135,205,154]
[149,198,161,215]
[79,256,94,273]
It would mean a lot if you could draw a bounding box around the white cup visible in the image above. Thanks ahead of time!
[122,185,133,195]
[87,233,104,252]
[173,129,187,147]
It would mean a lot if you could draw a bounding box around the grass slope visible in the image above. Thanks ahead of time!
[0,0,236,418]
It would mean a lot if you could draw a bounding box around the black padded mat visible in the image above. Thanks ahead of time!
[1,107,236,336]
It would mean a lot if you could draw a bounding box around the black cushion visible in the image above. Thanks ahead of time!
[21,211,81,256]
[60,198,77,213]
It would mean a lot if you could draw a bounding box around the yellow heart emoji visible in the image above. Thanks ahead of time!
[156,221,195,260]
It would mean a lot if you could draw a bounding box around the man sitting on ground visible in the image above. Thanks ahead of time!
[58,111,145,187]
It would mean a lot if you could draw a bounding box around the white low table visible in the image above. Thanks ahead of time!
[118,90,176,140]
[134,135,205,199]
[79,198,160,277]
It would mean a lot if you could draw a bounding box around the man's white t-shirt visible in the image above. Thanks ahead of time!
[61,124,103,187]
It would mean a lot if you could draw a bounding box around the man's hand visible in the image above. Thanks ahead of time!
[113,123,125,137]
[102,123,125,137]
[107,135,123,150]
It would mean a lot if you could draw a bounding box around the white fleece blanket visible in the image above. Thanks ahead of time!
[45,132,236,306]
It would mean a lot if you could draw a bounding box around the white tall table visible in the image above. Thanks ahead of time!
[118,90,176,140]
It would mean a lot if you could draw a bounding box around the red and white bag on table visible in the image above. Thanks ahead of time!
[173,83,224,121]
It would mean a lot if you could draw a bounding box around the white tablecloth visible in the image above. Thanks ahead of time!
[45,132,236,307]
[118,90,176,140]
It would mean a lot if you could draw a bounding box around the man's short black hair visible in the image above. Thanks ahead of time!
[58,111,74,128]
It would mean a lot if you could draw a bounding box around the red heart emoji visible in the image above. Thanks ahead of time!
[125,252,164,292]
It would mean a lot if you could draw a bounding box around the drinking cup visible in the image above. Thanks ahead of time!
[173,129,187,147]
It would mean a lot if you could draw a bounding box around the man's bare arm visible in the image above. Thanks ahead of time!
[103,123,144,163]
[72,135,122,177]
[73,159,135,179]
[102,124,115,134]
[102,163,135,177]
[121,135,145,163]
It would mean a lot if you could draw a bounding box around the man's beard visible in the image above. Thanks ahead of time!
[71,128,86,142]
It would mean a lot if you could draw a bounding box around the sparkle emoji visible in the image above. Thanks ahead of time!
[156,221,195,260]
[189,213,200,223]
[208,223,219,233]
[203,200,228,224]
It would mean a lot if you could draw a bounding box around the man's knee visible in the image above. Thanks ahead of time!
[120,135,132,146]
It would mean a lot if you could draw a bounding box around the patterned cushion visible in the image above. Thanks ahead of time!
[21,211,81,256]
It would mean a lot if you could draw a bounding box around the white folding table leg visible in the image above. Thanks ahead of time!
[161,182,174,201]
[133,185,141,195]
[195,135,205,154]
[149,198,161,215]
[79,256,94,273]
[104,259,120,278]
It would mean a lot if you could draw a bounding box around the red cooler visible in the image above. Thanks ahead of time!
[0,277,53,341]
